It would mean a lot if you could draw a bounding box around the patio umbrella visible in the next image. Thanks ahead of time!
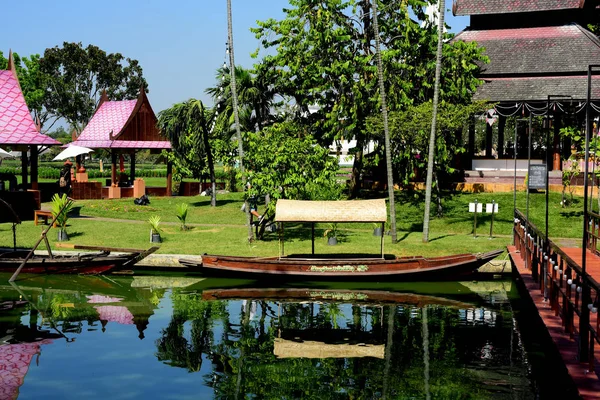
[53,145,94,161]
[0,148,14,158]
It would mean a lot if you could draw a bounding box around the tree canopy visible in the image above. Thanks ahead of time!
[39,42,147,133]
[251,0,486,197]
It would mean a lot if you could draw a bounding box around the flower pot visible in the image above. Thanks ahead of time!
[57,230,69,242]
[327,236,338,246]
[150,231,162,243]
[373,227,383,236]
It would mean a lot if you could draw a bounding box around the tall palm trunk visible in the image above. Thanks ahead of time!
[227,0,253,241]
[372,0,397,243]
[422,0,445,243]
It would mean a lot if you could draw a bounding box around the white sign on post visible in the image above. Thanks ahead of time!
[469,203,482,213]
[485,203,498,213]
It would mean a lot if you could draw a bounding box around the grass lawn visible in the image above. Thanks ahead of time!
[0,188,589,257]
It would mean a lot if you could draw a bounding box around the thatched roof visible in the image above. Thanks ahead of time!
[273,339,385,359]
[275,199,387,223]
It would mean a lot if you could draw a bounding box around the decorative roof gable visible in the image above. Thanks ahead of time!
[453,0,584,16]
[74,90,170,150]
[0,52,60,146]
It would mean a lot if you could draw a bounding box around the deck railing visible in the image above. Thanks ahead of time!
[513,208,599,367]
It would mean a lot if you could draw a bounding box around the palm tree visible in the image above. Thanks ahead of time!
[206,65,275,133]
[423,0,445,243]
[157,99,217,207]
[227,0,253,242]
[371,0,397,243]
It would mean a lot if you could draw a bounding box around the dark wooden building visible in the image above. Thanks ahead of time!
[452,0,600,176]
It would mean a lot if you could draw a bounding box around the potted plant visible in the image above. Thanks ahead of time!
[372,223,383,237]
[148,215,162,243]
[176,203,189,231]
[323,223,338,246]
[51,193,73,241]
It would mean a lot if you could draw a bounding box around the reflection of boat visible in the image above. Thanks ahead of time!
[202,287,473,308]
[180,200,502,280]
[0,245,159,275]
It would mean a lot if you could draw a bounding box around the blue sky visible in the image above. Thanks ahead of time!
[1,1,468,115]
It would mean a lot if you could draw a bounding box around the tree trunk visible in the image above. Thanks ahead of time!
[372,0,397,243]
[422,0,445,243]
[349,146,364,199]
[203,129,217,207]
[227,0,253,241]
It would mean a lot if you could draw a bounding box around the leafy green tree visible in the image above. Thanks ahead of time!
[244,121,340,215]
[39,42,147,134]
[367,101,487,197]
[251,0,487,199]
[157,99,217,206]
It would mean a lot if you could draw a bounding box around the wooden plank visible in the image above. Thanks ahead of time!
[54,243,146,253]
[508,246,600,399]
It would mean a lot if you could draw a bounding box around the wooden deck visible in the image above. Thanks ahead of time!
[509,245,600,399]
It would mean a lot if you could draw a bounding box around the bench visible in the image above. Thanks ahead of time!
[34,210,55,226]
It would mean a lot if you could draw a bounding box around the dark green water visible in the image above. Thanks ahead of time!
[0,274,568,399]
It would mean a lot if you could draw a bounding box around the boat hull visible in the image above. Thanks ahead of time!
[179,250,503,281]
[0,253,135,275]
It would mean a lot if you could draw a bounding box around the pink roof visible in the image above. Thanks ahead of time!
[0,71,60,146]
[76,100,137,144]
[74,99,171,149]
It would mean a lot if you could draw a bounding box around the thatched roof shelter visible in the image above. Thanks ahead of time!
[275,199,387,223]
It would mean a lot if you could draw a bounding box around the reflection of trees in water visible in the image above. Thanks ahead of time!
[158,291,527,399]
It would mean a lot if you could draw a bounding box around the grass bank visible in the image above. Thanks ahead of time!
[0,189,587,257]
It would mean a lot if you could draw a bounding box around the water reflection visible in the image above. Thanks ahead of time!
[0,274,534,399]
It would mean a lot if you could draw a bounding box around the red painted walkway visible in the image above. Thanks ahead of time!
[508,246,600,399]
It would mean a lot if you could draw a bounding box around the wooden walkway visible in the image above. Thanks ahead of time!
[509,245,600,399]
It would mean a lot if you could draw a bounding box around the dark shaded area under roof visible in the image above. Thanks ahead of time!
[474,76,600,103]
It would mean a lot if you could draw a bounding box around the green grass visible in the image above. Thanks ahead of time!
[0,189,590,257]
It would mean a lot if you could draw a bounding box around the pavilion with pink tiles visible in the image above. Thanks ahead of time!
[0,51,60,218]
[71,90,172,199]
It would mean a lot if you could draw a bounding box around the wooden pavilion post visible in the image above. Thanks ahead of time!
[485,122,493,158]
[467,118,475,168]
[553,115,562,170]
[130,151,136,181]
[30,145,38,190]
[111,150,117,186]
[20,148,28,189]
[497,116,506,159]
[166,160,172,196]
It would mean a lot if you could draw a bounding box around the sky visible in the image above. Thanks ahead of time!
[1,0,469,116]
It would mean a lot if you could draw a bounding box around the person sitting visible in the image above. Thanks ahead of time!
[58,160,73,197]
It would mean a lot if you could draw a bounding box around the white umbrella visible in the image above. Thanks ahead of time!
[0,148,14,158]
[53,145,94,161]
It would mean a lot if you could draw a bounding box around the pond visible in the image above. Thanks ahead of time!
[0,273,575,399]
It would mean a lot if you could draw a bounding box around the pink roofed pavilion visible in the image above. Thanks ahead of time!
[72,90,172,199]
[0,50,60,189]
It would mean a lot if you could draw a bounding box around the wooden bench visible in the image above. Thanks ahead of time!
[34,210,55,226]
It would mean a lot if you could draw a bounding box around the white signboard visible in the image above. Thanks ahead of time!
[468,203,482,213]
[486,203,498,213]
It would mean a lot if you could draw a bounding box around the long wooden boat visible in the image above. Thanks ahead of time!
[180,249,503,281]
[180,199,503,281]
[0,245,159,275]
